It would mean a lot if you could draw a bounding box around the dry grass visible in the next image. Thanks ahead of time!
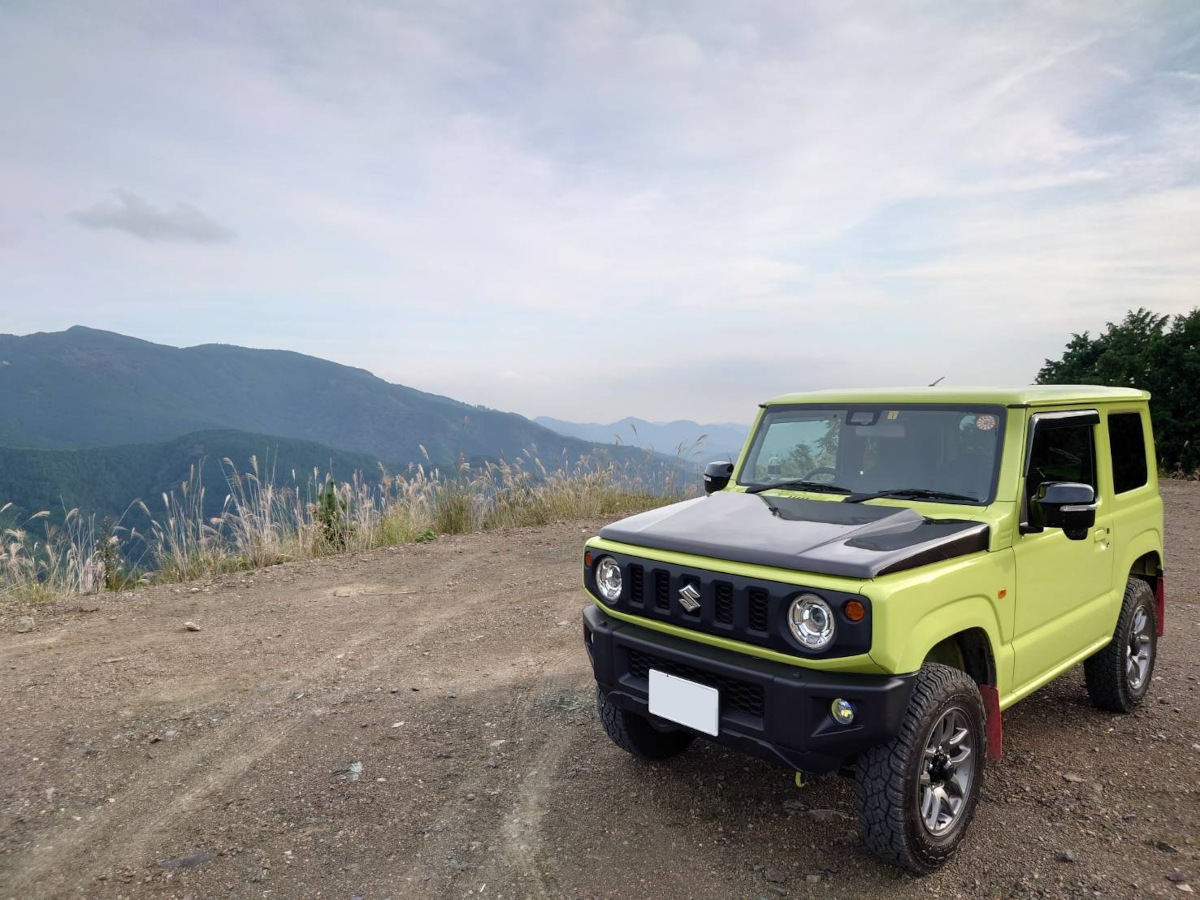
[0,452,685,604]
[2,504,106,603]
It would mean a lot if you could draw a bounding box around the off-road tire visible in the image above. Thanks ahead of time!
[855,663,986,874]
[596,689,695,760]
[1084,578,1157,712]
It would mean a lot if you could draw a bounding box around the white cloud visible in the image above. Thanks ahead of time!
[72,191,235,243]
[0,0,1197,420]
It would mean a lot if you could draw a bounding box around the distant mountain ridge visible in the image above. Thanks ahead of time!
[0,326,678,523]
[535,416,749,463]
[0,326,651,468]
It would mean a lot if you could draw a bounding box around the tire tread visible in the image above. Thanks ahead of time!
[855,663,985,874]
[1084,578,1155,713]
[596,689,694,760]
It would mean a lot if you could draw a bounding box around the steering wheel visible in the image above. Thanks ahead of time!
[802,466,838,482]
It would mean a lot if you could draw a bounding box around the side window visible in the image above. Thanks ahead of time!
[1108,412,1148,494]
[1027,422,1096,501]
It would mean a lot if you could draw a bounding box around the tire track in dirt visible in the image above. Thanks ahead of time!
[3,630,377,895]
[2,587,486,897]
[387,646,585,899]
[490,669,591,899]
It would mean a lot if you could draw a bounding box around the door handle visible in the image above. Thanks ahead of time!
[1093,526,1110,544]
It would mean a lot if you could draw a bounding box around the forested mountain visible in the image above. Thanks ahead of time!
[0,326,676,465]
[0,326,650,468]
[0,429,390,525]
[0,327,679,523]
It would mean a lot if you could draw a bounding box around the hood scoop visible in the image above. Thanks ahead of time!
[599,490,988,579]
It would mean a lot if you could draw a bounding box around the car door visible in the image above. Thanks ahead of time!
[1011,409,1115,690]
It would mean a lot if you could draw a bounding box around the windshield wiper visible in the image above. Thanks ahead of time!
[844,487,980,504]
[746,479,852,495]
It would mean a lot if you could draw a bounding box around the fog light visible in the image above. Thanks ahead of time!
[831,698,855,725]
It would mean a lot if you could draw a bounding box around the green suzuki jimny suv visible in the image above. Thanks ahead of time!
[581,387,1164,872]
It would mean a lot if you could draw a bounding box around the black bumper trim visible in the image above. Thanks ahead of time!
[583,604,915,774]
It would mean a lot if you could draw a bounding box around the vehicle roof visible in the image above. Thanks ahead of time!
[761,385,1150,407]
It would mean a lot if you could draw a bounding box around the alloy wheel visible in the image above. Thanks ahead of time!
[1126,606,1153,691]
[918,707,975,836]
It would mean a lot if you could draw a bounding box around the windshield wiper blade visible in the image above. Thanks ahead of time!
[746,479,852,495]
[844,487,979,504]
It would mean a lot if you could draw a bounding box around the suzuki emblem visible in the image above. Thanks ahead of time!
[677,582,701,613]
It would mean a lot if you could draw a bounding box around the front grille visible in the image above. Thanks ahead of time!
[628,647,764,717]
[653,569,670,610]
[589,551,872,658]
[748,587,770,632]
[714,581,734,625]
[629,564,644,604]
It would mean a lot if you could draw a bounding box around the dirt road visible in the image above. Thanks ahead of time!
[2,483,1198,899]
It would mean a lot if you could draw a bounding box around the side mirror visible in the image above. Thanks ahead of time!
[703,460,734,494]
[1033,481,1096,540]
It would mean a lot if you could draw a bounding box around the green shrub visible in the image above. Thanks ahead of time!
[315,477,352,550]
[432,479,476,534]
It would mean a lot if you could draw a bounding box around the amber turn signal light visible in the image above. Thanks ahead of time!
[584,550,593,567]
[843,599,866,622]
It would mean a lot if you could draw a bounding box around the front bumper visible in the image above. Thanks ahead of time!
[583,604,915,774]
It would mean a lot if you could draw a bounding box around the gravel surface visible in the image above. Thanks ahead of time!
[1,481,1197,899]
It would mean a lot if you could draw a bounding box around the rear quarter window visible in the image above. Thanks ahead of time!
[1108,412,1148,494]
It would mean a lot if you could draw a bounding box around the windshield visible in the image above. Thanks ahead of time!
[738,404,1004,504]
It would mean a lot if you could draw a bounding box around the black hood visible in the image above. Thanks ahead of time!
[599,491,989,579]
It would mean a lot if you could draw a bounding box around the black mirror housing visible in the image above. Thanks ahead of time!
[703,461,734,494]
[1033,481,1096,540]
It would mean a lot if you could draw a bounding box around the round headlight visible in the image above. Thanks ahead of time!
[787,593,836,651]
[595,556,623,602]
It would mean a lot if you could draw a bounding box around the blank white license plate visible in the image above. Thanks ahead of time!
[648,669,719,736]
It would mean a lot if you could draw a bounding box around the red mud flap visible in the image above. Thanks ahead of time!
[1155,575,1165,637]
[979,684,1003,761]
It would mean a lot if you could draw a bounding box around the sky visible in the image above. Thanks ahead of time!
[2,1,1198,423]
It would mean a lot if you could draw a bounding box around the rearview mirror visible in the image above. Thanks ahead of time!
[1033,481,1096,540]
[703,460,734,494]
